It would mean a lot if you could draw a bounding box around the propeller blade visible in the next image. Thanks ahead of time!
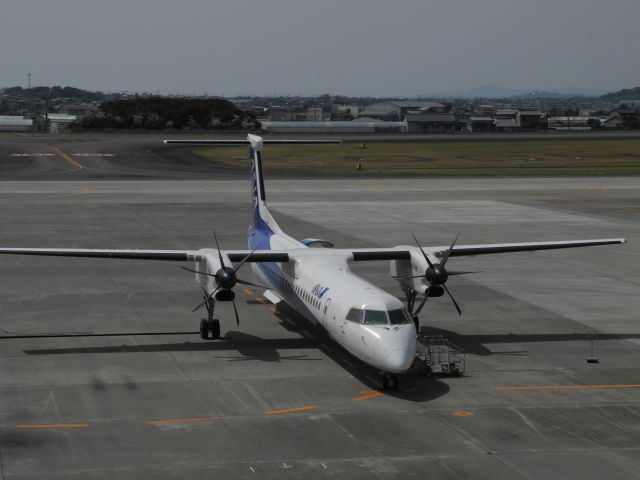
[392,274,427,280]
[447,270,482,276]
[231,298,240,326]
[232,246,259,274]
[192,285,220,312]
[236,278,268,289]
[443,284,462,315]
[213,230,225,269]
[411,233,434,269]
[441,233,459,267]
[180,266,216,278]
[413,286,432,316]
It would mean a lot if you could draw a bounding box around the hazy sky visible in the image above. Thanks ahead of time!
[2,0,638,96]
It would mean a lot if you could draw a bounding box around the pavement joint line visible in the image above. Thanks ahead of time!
[53,147,85,171]
[146,417,212,425]
[17,423,89,429]
[496,384,640,391]
[263,406,318,416]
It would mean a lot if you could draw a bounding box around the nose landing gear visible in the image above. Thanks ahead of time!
[199,296,221,340]
[381,372,399,390]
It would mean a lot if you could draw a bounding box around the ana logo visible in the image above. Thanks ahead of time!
[312,284,330,299]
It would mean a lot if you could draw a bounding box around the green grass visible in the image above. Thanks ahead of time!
[192,139,640,175]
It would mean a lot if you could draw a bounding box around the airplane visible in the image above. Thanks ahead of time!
[0,134,626,388]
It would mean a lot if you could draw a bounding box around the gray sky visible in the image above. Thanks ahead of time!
[2,0,638,96]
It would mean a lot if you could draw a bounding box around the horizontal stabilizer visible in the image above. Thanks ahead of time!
[164,139,341,145]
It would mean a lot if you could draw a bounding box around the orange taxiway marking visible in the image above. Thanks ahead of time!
[242,288,254,296]
[497,384,640,392]
[263,406,318,416]
[54,148,85,171]
[18,423,89,429]
[352,390,384,401]
[146,417,212,425]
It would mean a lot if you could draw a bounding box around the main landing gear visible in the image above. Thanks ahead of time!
[381,371,399,390]
[199,296,221,340]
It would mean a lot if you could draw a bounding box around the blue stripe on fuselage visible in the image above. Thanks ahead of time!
[248,222,315,320]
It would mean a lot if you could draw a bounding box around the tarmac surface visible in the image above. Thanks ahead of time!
[0,136,639,479]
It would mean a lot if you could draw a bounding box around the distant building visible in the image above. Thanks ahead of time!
[405,104,457,133]
[468,116,495,132]
[604,107,640,129]
[518,109,546,130]
[476,104,497,117]
[58,103,95,119]
[493,109,519,131]
[0,115,33,132]
[261,120,404,134]
[358,101,445,121]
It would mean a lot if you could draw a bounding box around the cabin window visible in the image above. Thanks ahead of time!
[388,309,411,325]
[346,308,364,323]
[364,309,387,325]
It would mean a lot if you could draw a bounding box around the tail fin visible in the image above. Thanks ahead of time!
[164,135,341,236]
[247,134,278,233]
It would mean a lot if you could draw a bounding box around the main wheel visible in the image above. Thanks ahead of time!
[209,318,221,340]
[199,318,209,339]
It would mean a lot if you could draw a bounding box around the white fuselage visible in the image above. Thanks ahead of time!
[247,232,417,374]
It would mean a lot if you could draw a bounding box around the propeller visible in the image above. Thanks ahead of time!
[182,231,266,325]
[396,233,477,317]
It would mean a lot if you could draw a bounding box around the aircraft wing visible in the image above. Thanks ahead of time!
[0,248,289,262]
[348,238,626,261]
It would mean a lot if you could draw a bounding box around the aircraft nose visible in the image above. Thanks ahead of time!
[384,349,414,373]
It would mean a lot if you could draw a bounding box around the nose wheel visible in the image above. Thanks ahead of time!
[381,372,399,390]
[199,318,221,339]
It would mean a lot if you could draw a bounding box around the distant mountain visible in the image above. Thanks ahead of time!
[599,87,640,102]
[429,84,607,99]
[429,85,526,98]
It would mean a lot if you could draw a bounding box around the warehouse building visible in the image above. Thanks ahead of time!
[0,115,33,132]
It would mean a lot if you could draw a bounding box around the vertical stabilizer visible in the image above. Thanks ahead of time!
[248,134,282,234]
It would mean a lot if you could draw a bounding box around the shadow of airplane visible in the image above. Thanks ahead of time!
[419,326,640,356]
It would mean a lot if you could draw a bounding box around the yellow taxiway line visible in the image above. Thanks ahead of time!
[263,405,318,416]
[54,148,85,171]
[146,417,212,425]
[352,390,384,401]
[18,423,89,429]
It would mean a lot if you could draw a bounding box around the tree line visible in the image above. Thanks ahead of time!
[77,97,260,131]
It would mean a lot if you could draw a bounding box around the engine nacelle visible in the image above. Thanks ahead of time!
[214,289,236,302]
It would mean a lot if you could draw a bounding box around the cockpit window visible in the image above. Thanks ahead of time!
[388,309,411,325]
[346,308,364,323]
[364,309,388,325]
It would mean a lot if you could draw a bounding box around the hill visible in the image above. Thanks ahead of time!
[599,87,640,102]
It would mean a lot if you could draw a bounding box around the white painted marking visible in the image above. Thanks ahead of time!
[71,153,115,157]
[9,153,54,157]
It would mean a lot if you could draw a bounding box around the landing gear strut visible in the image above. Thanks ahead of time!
[200,294,221,340]
[404,287,421,333]
[381,372,399,390]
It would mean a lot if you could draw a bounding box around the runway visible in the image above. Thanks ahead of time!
[0,139,639,478]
